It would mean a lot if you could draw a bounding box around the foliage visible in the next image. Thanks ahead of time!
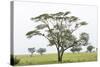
[70,48,76,53]
[70,47,82,53]
[28,47,35,57]
[26,11,89,62]
[37,48,46,55]
[87,45,94,52]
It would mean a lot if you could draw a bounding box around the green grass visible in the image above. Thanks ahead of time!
[14,52,97,66]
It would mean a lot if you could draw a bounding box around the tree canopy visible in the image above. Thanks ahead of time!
[28,47,35,57]
[70,47,82,53]
[87,45,94,52]
[37,48,46,55]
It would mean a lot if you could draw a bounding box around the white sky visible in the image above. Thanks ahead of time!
[13,1,97,55]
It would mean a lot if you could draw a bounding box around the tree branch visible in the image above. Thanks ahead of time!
[64,44,75,51]
[71,26,81,33]
[43,20,59,47]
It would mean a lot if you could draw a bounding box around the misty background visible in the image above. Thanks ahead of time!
[13,1,97,55]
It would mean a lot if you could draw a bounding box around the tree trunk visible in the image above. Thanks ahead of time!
[58,52,62,63]
[78,51,79,53]
[60,50,64,63]
[30,53,33,57]
[57,48,64,63]
[40,53,43,56]
[57,48,61,63]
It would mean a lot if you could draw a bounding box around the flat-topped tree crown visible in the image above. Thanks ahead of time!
[28,47,35,57]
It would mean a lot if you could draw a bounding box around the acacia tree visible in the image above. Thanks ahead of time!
[37,48,46,55]
[26,11,89,63]
[70,47,76,53]
[70,47,82,53]
[87,45,94,52]
[28,47,35,57]
[76,47,82,53]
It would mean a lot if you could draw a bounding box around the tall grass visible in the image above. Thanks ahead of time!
[15,52,97,66]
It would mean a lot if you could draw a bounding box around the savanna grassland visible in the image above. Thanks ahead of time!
[14,52,97,66]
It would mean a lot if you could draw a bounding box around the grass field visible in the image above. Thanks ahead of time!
[14,52,97,66]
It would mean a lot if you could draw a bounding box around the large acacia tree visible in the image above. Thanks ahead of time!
[26,11,89,63]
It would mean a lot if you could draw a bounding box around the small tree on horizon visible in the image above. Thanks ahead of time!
[26,11,89,63]
[37,48,46,55]
[70,47,76,53]
[70,47,82,53]
[87,45,94,52]
[28,47,35,57]
[76,47,82,53]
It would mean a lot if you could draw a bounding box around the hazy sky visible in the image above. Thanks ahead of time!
[14,1,97,55]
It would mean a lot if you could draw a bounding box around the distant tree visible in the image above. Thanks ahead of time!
[87,45,94,52]
[37,48,46,55]
[70,47,76,53]
[70,47,82,53]
[92,51,95,52]
[28,47,35,57]
[26,11,89,63]
[76,47,82,53]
